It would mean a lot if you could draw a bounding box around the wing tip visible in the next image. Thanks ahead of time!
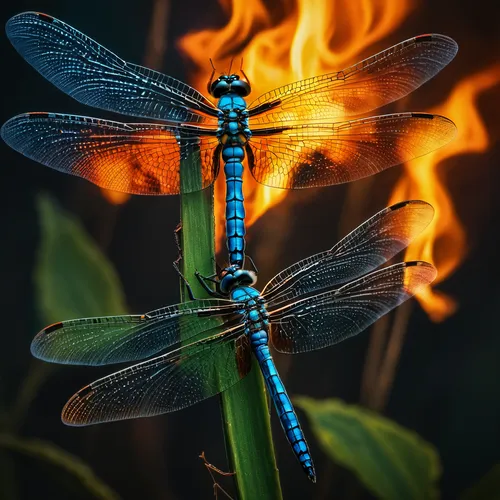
[389,199,433,212]
[35,12,55,23]
[381,200,434,232]
[44,321,64,335]
[30,323,62,359]
[6,12,54,36]
[61,386,93,426]
[1,113,45,144]
[410,112,457,125]
[405,260,434,268]
[410,112,458,139]
[410,112,434,120]
[404,260,438,288]
[415,33,459,57]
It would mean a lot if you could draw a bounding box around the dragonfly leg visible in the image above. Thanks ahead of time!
[173,222,183,265]
[172,261,198,301]
[195,271,223,298]
[201,274,220,283]
[173,226,222,298]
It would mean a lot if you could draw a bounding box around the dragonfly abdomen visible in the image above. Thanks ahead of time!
[223,147,246,268]
[250,329,316,482]
[217,93,251,268]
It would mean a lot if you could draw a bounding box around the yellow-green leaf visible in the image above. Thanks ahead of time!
[295,397,441,499]
[36,194,127,323]
[461,464,500,500]
[0,434,119,499]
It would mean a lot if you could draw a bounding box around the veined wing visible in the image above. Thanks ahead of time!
[6,12,218,125]
[248,113,456,189]
[1,113,220,194]
[268,261,436,354]
[62,332,251,425]
[31,299,242,365]
[249,34,457,125]
[262,200,434,304]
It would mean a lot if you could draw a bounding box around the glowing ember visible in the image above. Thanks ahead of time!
[179,0,414,254]
[389,64,500,321]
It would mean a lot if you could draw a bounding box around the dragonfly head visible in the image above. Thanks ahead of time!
[209,75,251,98]
[219,266,257,294]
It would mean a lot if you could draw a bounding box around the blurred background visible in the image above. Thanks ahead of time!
[0,0,499,499]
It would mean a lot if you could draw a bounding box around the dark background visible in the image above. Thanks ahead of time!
[1,0,499,499]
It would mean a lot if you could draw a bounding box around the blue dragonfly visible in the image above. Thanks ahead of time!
[31,200,436,481]
[1,12,457,269]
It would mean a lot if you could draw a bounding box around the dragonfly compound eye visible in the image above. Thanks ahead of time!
[219,274,237,295]
[210,79,230,98]
[234,270,257,286]
[230,79,251,97]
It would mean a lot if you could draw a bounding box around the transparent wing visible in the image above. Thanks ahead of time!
[6,12,218,124]
[262,200,434,304]
[1,113,220,194]
[248,113,456,189]
[249,34,457,124]
[268,261,436,354]
[62,333,251,425]
[31,299,242,365]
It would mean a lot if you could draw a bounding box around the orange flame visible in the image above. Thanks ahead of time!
[389,64,500,322]
[179,0,415,255]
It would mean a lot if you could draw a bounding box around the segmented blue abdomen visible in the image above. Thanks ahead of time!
[217,93,250,268]
[223,147,245,268]
[251,333,316,481]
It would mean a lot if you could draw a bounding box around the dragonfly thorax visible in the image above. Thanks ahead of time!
[229,285,261,304]
[219,266,257,295]
[209,74,251,98]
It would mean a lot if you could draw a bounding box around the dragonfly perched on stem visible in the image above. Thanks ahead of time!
[31,200,436,481]
[1,12,457,270]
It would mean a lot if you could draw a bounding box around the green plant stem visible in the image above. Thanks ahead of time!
[179,147,282,499]
[220,366,283,499]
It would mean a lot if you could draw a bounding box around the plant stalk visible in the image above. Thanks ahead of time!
[178,145,282,499]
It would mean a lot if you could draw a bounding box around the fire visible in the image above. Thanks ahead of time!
[96,0,497,326]
[179,0,414,254]
[389,64,500,322]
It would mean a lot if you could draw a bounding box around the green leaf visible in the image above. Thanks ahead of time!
[36,194,127,324]
[0,433,119,499]
[461,464,500,500]
[295,397,441,500]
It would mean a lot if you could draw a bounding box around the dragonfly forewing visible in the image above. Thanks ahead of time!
[262,200,434,303]
[6,12,218,124]
[32,299,242,365]
[249,34,458,124]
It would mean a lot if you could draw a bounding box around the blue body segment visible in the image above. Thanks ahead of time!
[217,94,251,268]
[230,286,316,480]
